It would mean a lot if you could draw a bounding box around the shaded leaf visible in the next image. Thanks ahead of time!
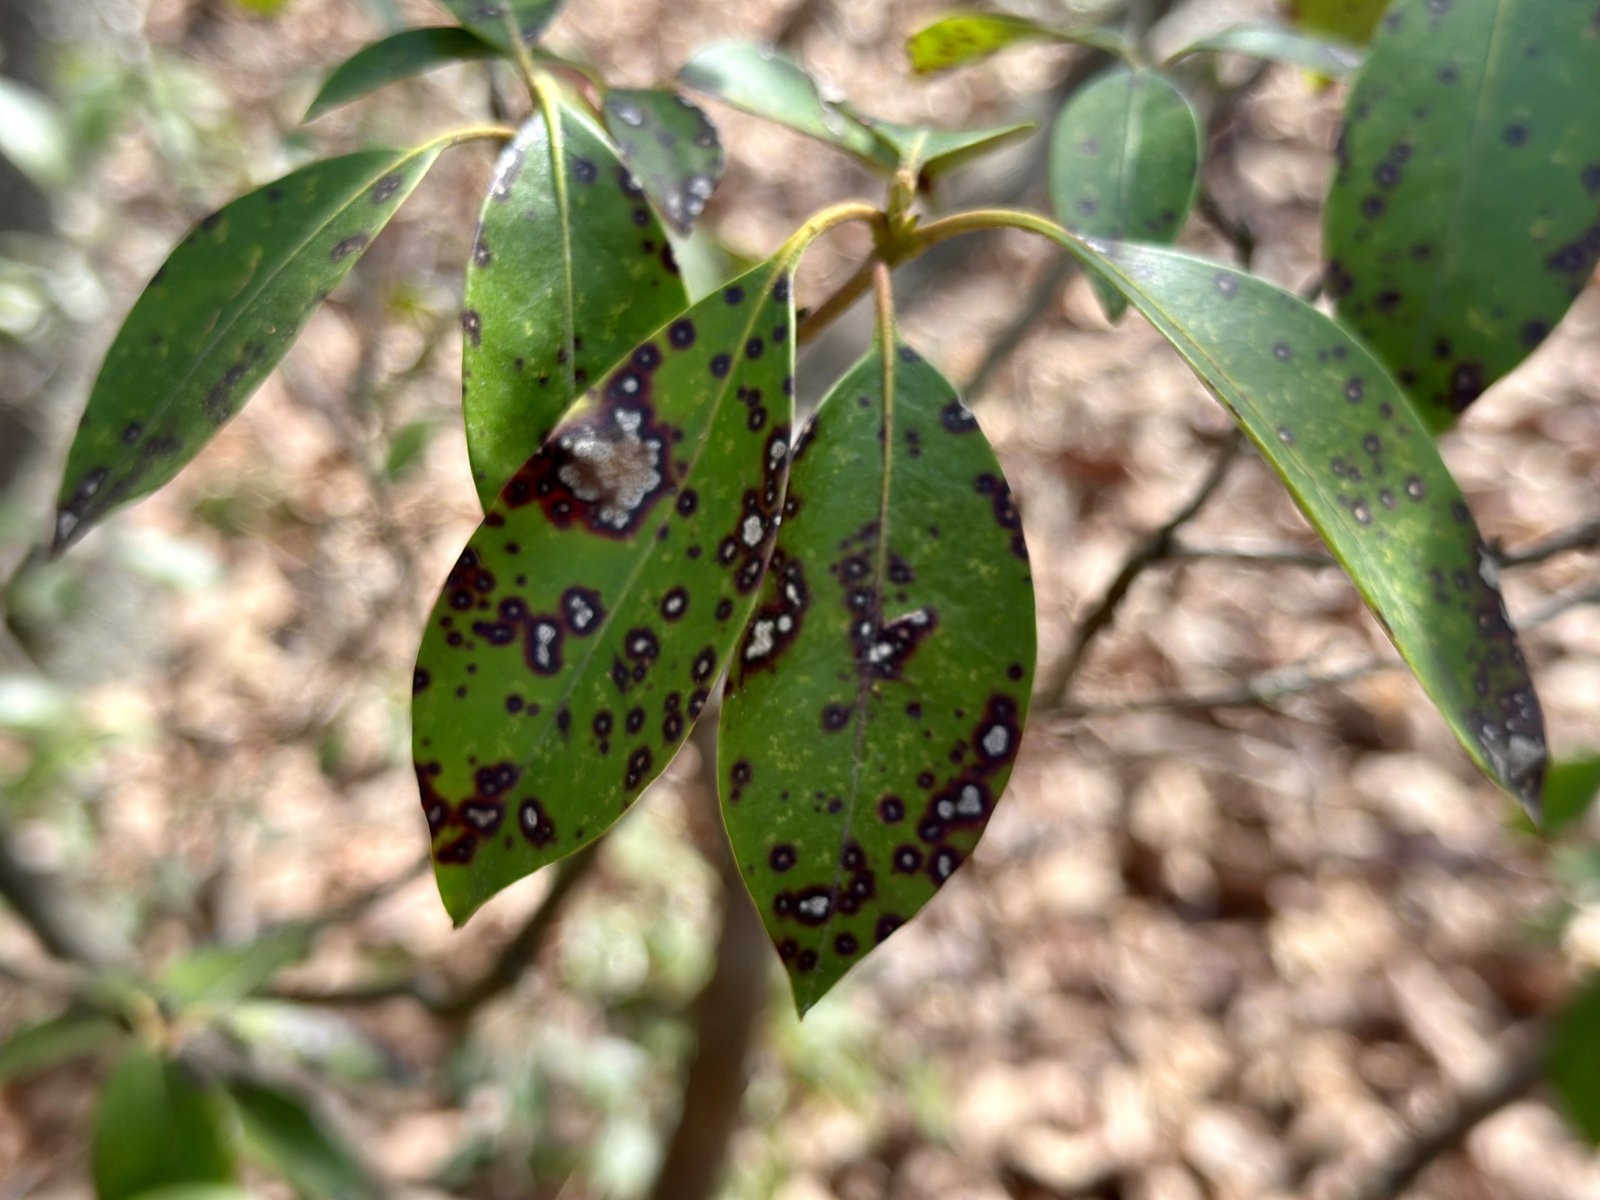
[1324,0,1600,431]
[415,258,797,924]
[1549,972,1600,1144]
[92,1047,235,1200]
[719,335,1035,1015]
[227,1078,373,1199]
[225,1001,398,1082]
[602,88,724,234]
[905,12,1127,74]
[1170,22,1363,74]
[160,923,315,1009]
[1057,235,1546,810]
[0,1011,124,1082]
[438,0,560,51]
[304,27,499,122]
[1542,755,1600,836]
[1049,68,1201,321]
[678,41,885,167]
[383,419,435,481]
[1287,0,1388,43]
[463,103,689,505]
[849,115,1036,182]
[54,144,443,552]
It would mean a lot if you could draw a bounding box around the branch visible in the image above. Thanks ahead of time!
[1194,185,1255,269]
[0,817,122,966]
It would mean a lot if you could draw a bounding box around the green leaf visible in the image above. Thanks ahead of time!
[1323,0,1600,431]
[1049,68,1201,322]
[719,336,1035,1015]
[304,27,498,122]
[1287,0,1388,43]
[1542,755,1600,836]
[160,923,315,1009]
[0,1011,124,1082]
[849,116,1036,183]
[54,144,443,552]
[437,0,560,51]
[125,1188,252,1200]
[1056,235,1546,811]
[414,258,797,924]
[462,102,689,505]
[1549,972,1600,1144]
[383,419,435,481]
[1169,22,1363,74]
[92,1047,235,1200]
[227,1078,373,1199]
[678,41,886,167]
[904,12,1128,74]
[224,1001,396,1082]
[0,76,71,189]
[601,89,724,234]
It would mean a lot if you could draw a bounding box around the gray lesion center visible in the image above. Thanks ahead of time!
[554,407,664,531]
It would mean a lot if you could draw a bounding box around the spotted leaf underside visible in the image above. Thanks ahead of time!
[438,0,560,51]
[678,41,887,168]
[601,89,725,234]
[1049,68,1201,322]
[414,259,798,923]
[1324,0,1600,432]
[1170,22,1363,75]
[462,101,689,506]
[304,27,499,121]
[718,338,1035,1015]
[1062,236,1546,811]
[904,12,1128,74]
[53,145,442,552]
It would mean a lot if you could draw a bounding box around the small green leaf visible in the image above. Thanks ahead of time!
[227,1078,373,1199]
[602,89,725,234]
[678,41,886,167]
[1057,235,1546,811]
[904,12,1127,74]
[1169,22,1363,74]
[54,144,443,552]
[124,1188,252,1200]
[0,76,71,189]
[1049,68,1201,321]
[1287,0,1388,43]
[92,1047,235,1200]
[719,334,1035,1015]
[849,116,1035,182]
[383,419,435,481]
[463,102,689,505]
[160,923,315,1009]
[1542,755,1600,836]
[0,1011,125,1082]
[414,258,797,924]
[304,27,499,122]
[1549,972,1600,1144]
[1324,0,1600,431]
[437,0,560,51]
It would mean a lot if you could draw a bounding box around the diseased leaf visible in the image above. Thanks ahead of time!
[718,336,1035,1015]
[438,0,560,51]
[160,923,315,1009]
[0,1011,124,1082]
[678,41,886,167]
[904,12,1127,74]
[463,103,689,505]
[304,27,499,121]
[602,89,725,234]
[1170,22,1363,74]
[414,259,797,924]
[54,144,442,552]
[92,1047,235,1200]
[1324,0,1600,431]
[1549,972,1600,1144]
[1287,0,1388,43]
[227,1079,373,1200]
[1542,755,1600,836]
[1057,235,1546,811]
[1049,68,1201,321]
[849,115,1036,183]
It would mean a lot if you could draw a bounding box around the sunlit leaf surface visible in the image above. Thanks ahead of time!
[1287,0,1389,43]
[415,259,797,923]
[602,88,725,233]
[1324,0,1600,430]
[905,11,1127,74]
[719,334,1035,1014]
[54,144,442,551]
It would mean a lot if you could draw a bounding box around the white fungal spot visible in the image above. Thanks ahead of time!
[1478,546,1500,588]
[797,893,830,919]
[776,614,793,633]
[935,797,955,819]
[615,102,644,126]
[956,784,983,817]
[744,619,775,660]
[981,724,1010,758]
[569,599,594,630]
[742,515,764,546]
[557,408,663,528]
